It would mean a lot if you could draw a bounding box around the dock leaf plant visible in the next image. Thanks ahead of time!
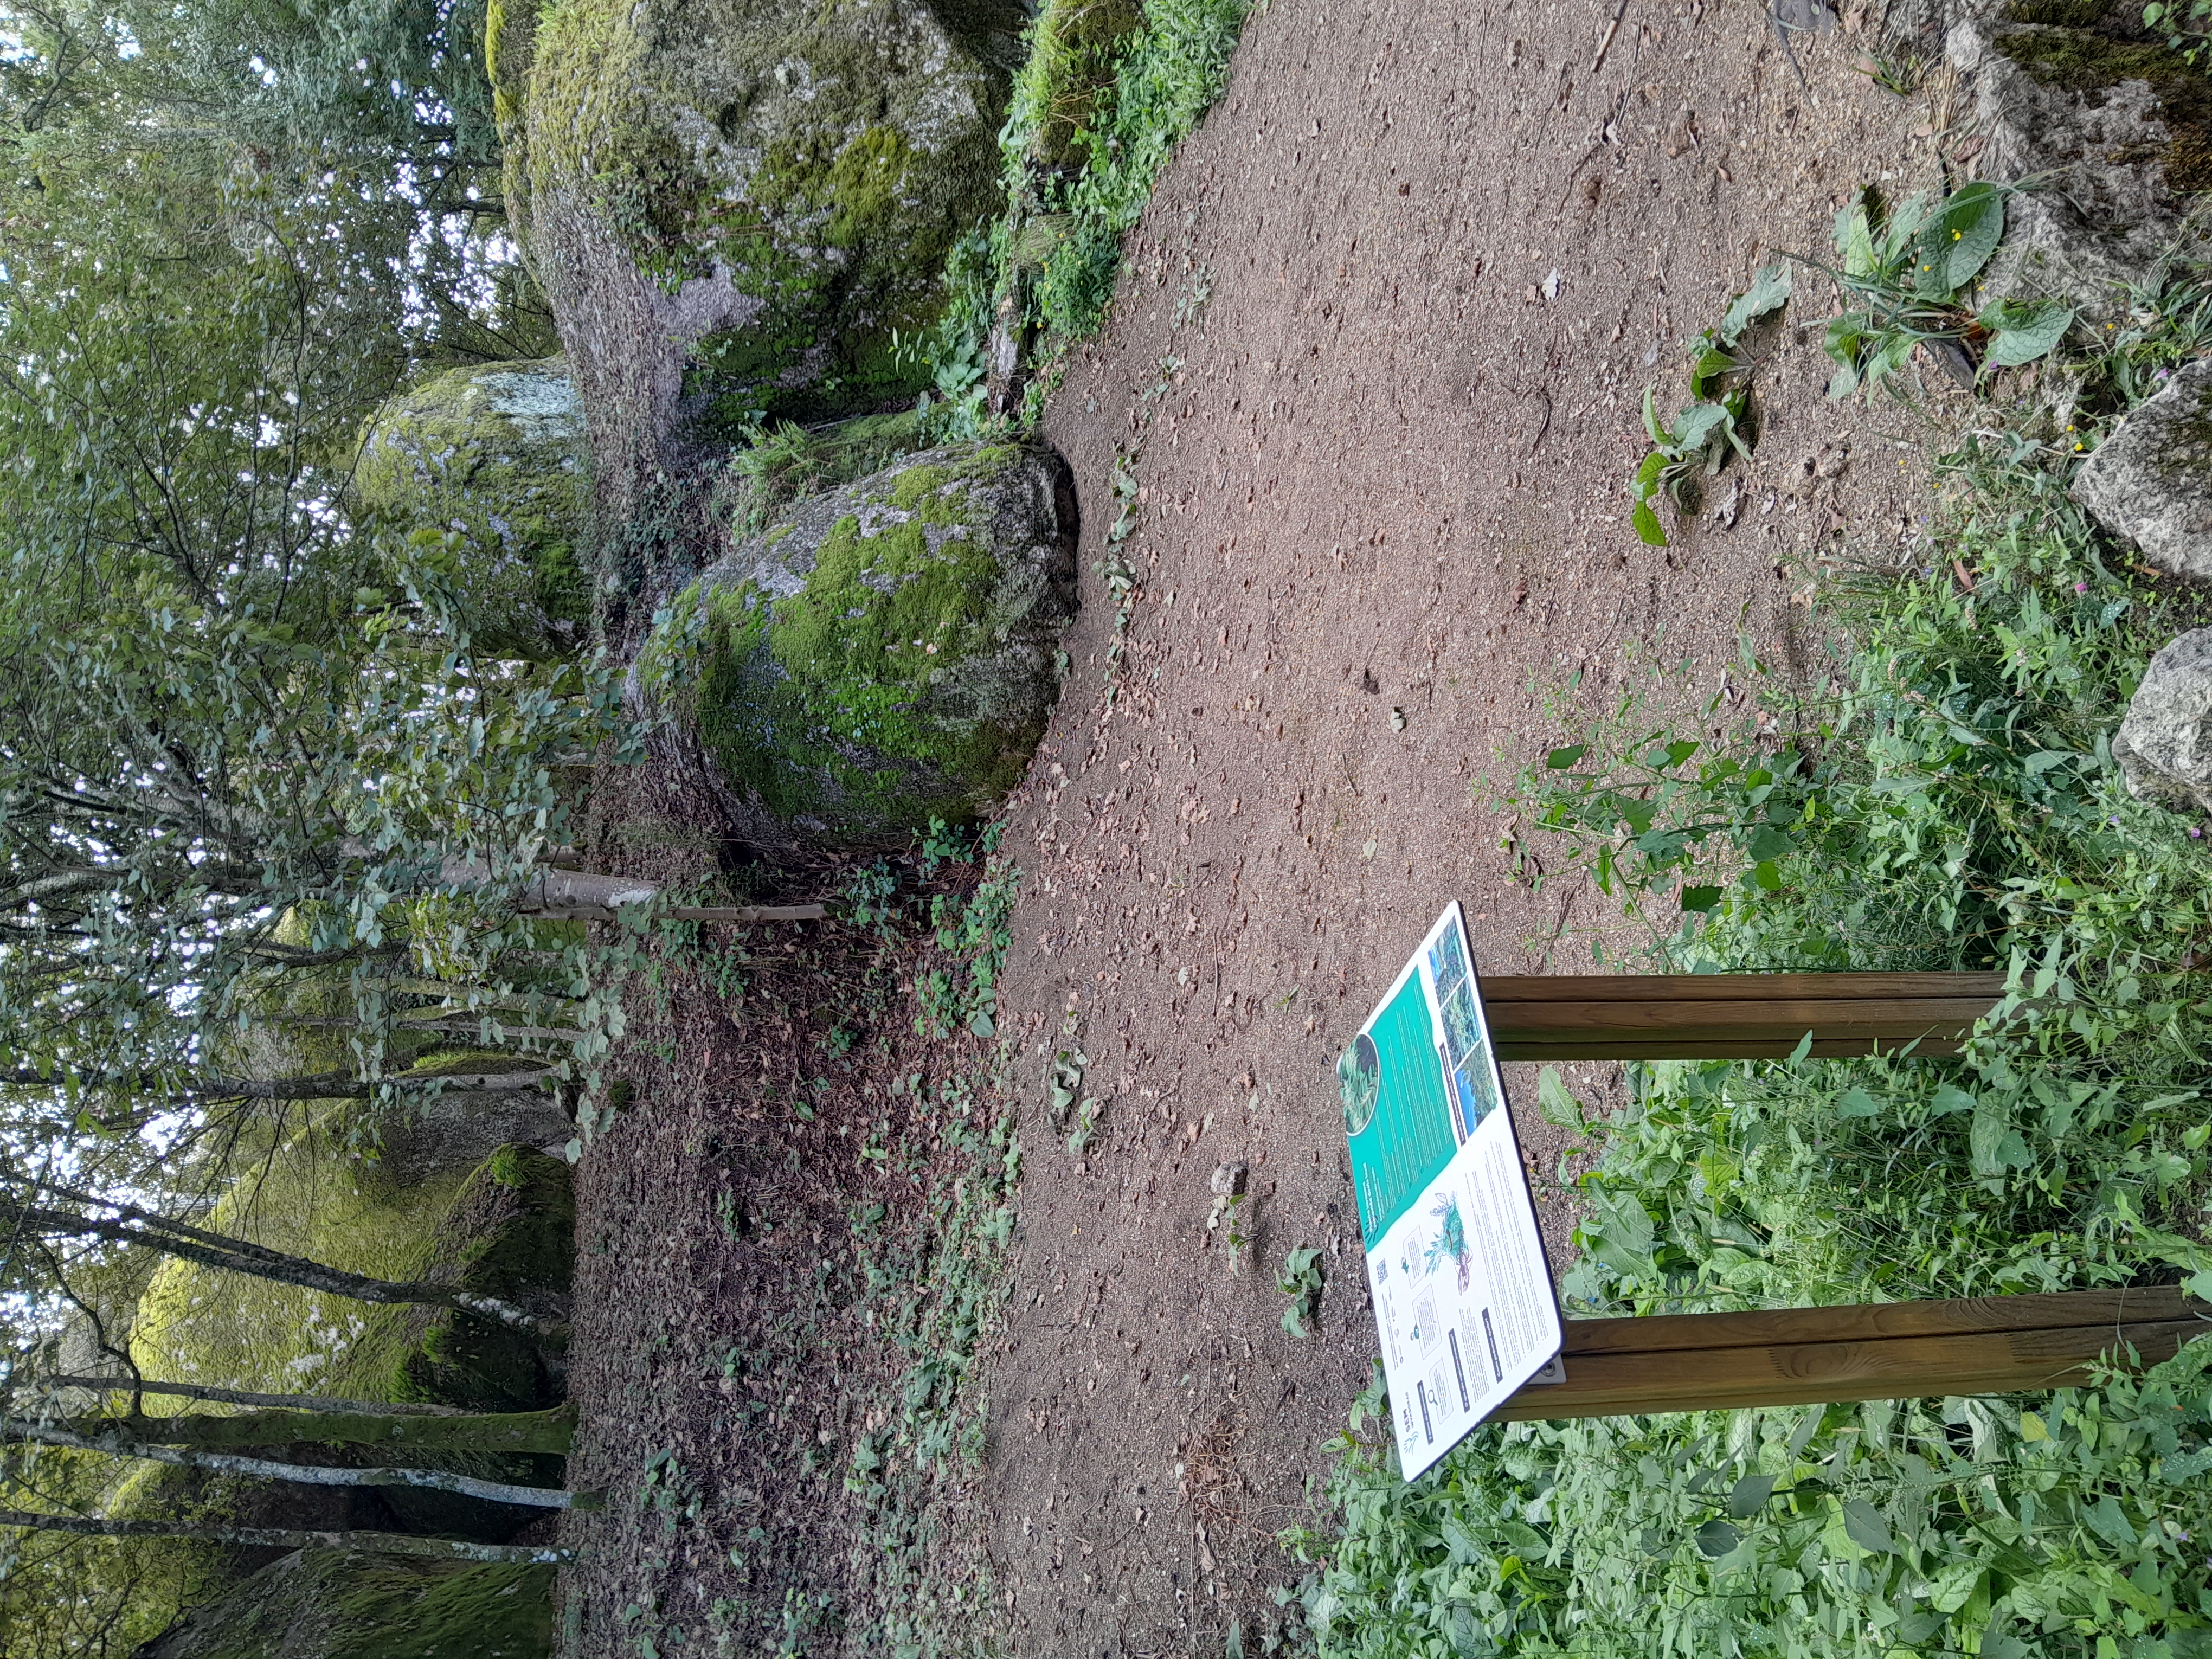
[1819,181,2075,398]
[1629,263,1791,546]
[1292,265,2212,1658]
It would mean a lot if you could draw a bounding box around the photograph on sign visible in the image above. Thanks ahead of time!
[1341,902,1563,1479]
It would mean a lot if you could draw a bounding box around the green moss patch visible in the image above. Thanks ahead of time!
[688,443,1063,839]
[1995,24,2212,192]
[132,1142,573,1418]
[353,358,589,657]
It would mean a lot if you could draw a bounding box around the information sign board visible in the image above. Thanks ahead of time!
[1340,903,1564,1478]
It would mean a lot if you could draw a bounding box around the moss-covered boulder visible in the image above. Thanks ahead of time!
[354,358,589,657]
[133,1141,573,1415]
[134,1549,552,1659]
[648,440,1076,844]
[487,0,1022,505]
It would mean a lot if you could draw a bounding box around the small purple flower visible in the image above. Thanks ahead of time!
[2195,827,2207,840]
[2111,816,2123,827]
[2074,581,2088,594]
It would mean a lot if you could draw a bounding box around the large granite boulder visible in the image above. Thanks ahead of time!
[355,358,589,657]
[2072,358,2212,582]
[2113,628,2212,815]
[486,0,1021,511]
[646,441,1077,845]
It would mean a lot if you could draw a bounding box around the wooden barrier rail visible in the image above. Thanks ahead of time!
[1482,971,2008,1060]
[1495,1287,2208,1419]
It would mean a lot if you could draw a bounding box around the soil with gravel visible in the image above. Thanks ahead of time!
[552,1,1992,1652]
[973,0,1967,1651]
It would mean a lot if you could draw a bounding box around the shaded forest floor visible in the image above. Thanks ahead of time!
[549,0,1986,1652]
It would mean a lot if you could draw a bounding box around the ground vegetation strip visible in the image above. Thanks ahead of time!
[548,770,1024,1656]
[1295,254,2212,1659]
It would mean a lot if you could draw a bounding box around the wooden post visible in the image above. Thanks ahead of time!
[1495,1287,2208,1420]
[1482,972,2006,1060]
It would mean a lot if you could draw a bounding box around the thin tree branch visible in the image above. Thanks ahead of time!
[0,1509,574,1564]
[2,1420,589,1509]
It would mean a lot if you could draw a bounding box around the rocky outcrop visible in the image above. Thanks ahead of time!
[2072,358,2212,582]
[2113,628,2212,814]
[355,358,589,657]
[487,0,1022,515]
[134,1550,552,1659]
[1943,1,2212,308]
[645,441,1078,845]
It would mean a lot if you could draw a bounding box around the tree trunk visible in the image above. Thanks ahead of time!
[2,1420,593,1509]
[1,1065,560,1102]
[36,1400,573,1456]
[14,1185,560,1336]
[0,1509,573,1564]
[35,1375,466,1417]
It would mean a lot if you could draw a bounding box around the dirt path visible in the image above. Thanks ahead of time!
[978,0,1959,1649]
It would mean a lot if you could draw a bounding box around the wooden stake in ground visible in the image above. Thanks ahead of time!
[1498,1286,2208,1419]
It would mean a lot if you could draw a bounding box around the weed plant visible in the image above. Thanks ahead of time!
[1288,305,2212,1654]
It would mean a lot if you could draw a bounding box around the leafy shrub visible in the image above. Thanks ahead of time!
[1290,313,2212,1656]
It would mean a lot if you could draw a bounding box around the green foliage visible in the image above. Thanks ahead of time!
[1293,1349,2212,1659]
[1300,305,2212,1657]
[104,1548,552,1659]
[1819,182,2074,398]
[1024,0,1250,339]
[1278,1246,1325,1339]
[1628,264,1789,546]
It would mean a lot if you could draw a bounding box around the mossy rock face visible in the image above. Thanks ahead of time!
[355,357,589,657]
[133,1549,552,1659]
[492,0,1023,507]
[652,440,1077,845]
[1960,3,2212,304]
[133,1141,573,1418]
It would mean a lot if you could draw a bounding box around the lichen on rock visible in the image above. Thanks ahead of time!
[2072,357,2212,582]
[1946,0,2212,306]
[646,440,1077,845]
[2113,628,2212,815]
[494,0,1023,513]
[354,357,589,657]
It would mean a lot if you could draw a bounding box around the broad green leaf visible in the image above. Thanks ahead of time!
[1632,499,1669,546]
[1688,346,1737,398]
[1694,1517,1740,1558]
[1679,884,1722,912]
[1546,744,1589,769]
[1642,382,1667,445]
[1632,449,1669,501]
[1536,1067,1586,1129]
[1835,197,1879,276]
[1982,300,2073,366]
[1970,1102,2010,1176]
[1718,261,1793,346]
[1672,401,1729,452]
[1841,1498,1895,1554]
[1727,1473,1777,1518]
[1837,1086,1883,1118]
[1919,181,2004,293]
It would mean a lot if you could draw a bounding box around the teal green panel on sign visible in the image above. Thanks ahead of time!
[1348,974,1456,1240]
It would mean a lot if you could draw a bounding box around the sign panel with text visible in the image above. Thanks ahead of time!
[1341,903,1563,1479]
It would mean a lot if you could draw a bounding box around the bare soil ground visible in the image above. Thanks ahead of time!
[976,0,1969,1650]
[551,2,1996,1654]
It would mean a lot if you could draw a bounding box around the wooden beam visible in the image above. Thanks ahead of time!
[1495,1288,2209,1420]
[1481,972,2007,1060]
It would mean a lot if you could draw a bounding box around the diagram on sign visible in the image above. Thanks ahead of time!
[1341,903,1564,1478]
